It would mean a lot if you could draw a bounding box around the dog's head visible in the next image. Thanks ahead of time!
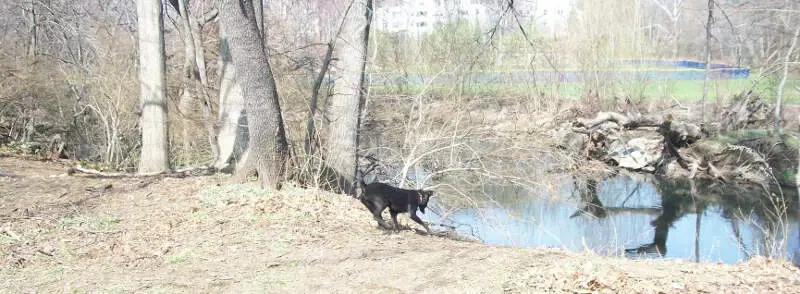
[417,190,434,214]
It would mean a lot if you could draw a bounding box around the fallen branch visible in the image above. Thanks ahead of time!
[574,111,662,130]
[68,165,216,178]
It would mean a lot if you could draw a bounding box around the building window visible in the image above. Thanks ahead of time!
[419,22,427,27]
[543,9,548,16]
[419,11,427,16]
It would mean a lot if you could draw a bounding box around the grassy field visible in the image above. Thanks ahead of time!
[371,77,800,104]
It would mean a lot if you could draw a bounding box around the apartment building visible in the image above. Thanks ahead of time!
[374,0,489,36]
[373,0,575,38]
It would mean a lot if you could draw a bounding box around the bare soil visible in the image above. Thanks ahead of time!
[1,156,799,293]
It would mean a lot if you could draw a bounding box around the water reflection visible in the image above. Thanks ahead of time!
[426,174,800,264]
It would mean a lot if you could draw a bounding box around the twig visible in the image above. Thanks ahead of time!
[669,97,689,110]
[36,249,53,257]
[77,229,123,234]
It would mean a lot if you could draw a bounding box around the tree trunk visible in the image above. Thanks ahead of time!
[305,43,334,155]
[191,12,209,85]
[214,20,249,170]
[672,20,679,59]
[136,0,170,173]
[700,0,713,122]
[775,24,800,133]
[324,0,373,195]
[177,0,200,153]
[24,0,37,57]
[220,0,289,189]
[191,14,218,159]
[253,0,264,37]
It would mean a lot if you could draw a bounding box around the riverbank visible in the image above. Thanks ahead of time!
[1,156,798,293]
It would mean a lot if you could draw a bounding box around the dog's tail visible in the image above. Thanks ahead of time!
[354,170,367,199]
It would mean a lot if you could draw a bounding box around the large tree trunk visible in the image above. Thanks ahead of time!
[220,0,289,189]
[136,0,170,173]
[324,0,373,195]
[213,20,249,170]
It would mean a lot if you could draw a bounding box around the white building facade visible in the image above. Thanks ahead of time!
[374,0,575,38]
[374,0,490,36]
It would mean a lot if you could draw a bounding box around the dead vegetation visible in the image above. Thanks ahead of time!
[1,156,799,293]
[565,92,798,189]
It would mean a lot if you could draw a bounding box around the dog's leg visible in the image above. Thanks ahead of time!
[409,211,431,234]
[363,198,392,230]
[390,210,401,232]
[372,207,393,230]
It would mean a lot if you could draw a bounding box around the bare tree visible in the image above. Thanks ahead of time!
[220,0,289,189]
[324,0,373,195]
[214,19,248,170]
[775,24,800,133]
[650,0,685,58]
[305,43,333,155]
[253,0,263,35]
[214,0,263,170]
[175,0,202,152]
[23,0,36,57]
[136,0,170,173]
[700,0,713,121]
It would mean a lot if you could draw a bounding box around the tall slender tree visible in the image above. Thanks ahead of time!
[775,24,800,133]
[175,0,202,152]
[136,0,170,173]
[220,0,289,189]
[324,0,373,195]
[700,0,713,122]
[23,0,37,57]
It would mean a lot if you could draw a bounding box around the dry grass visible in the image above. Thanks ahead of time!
[1,156,798,293]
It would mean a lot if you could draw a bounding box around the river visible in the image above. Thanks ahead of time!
[425,174,800,265]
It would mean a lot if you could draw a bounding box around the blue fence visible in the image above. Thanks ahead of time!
[618,59,750,77]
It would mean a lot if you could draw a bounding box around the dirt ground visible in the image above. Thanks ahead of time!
[1,156,799,293]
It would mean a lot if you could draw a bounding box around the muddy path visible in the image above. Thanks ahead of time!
[1,156,798,293]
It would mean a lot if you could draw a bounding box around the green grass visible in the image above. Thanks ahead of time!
[167,255,188,264]
[371,77,800,103]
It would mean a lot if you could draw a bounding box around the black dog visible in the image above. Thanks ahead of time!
[357,173,433,233]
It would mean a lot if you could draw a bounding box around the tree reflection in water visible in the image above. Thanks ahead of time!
[568,176,798,263]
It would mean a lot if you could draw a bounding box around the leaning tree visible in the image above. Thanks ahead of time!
[324,0,373,195]
[219,0,289,189]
